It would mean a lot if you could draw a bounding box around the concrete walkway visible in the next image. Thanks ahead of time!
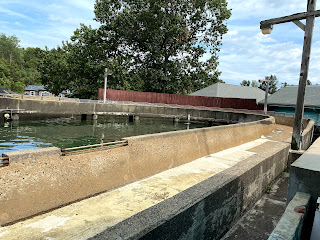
[221,172,289,240]
[0,125,292,240]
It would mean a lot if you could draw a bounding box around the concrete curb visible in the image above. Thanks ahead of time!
[89,141,290,240]
[269,192,311,240]
[3,147,61,164]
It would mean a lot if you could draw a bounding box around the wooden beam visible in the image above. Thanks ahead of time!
[293,20,306,31]
[291,0,317,150]
[260,9,320,27]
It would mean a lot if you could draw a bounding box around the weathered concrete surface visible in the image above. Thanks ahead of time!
[2,147,61,164]
[222,172,289,240]
[0,96,268,123]
[288,149,305,167]
[0,116,276,226]
[268,192,311,240]
[273,115,314,150]
[0,127,291,239]
[90,127,291,240]
[287,137,320,205]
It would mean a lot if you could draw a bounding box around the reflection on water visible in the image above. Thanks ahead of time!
[0,118,207,155]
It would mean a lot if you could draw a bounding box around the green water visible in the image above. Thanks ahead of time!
[0,118,207,155]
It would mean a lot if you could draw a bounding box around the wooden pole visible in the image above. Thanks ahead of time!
[264,79,269,114]
[291,0,317,150]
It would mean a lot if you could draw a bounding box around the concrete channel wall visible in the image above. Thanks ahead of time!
[0,99,276,226]
[273,115,314,150]
[269,192,312,240]
[91,136,291,240]
[0,97,265,123]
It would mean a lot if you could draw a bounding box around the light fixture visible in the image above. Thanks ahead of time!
[260,23,273,35]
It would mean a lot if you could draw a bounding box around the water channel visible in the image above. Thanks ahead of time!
[0,118,208,155]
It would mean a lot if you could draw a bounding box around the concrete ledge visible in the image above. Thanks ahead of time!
[2,147,61,164]
[301,119,315,150]
[0,97,269,123]
[90,141,290,240]
[272,116,314,151]
[269,192,311,240]
[0,118,276,226]
[287,137,320,205]
[288,149,305,167]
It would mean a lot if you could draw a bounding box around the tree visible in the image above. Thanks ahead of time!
[307,79,312,85]
[49,0,230,98]
[240,80,250,86]
[0,58,10,89]
[280,82,288,89]
[94,0,230,94]
[39,46,69,95]
[39,0,230,99]
[259,75,279,94]
[0,33,44,92]
[251,80,259,88]
[22,47,44,85]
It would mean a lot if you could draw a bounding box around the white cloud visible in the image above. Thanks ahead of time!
[0,6,34,21]
[216,0,320,86]
[67,0,95,11]
[1,0,320,86]
[0,0,99,48]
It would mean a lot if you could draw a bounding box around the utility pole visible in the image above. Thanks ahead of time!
[103,68,108,103]
[260,0,318,150]
[259,77,270,114]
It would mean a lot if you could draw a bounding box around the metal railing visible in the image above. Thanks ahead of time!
[61,140,128,156]
[0,93,80,103]
[0,140,128,165]
[0,157,9,166]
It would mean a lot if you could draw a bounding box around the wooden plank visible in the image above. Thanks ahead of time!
[260,9,320,27]
[293,20,306,31]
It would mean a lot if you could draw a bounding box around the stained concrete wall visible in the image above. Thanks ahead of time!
[287,137,320,206]
[0,117,276,226]
[273,115,314,150]
[90,137,291,240]
[0,97,267,123]
[269,192,311,240]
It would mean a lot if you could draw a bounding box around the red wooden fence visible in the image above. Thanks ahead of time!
[98,89,264,111]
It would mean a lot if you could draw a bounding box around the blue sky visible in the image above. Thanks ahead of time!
[1,0,320,86]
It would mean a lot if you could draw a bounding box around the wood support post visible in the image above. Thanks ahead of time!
[291,0,317,150]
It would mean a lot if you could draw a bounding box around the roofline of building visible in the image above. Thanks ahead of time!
[268,104,320,110]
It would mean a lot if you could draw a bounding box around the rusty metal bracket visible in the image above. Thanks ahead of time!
[0,157,9,166]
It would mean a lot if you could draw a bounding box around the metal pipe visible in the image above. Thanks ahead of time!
[0,157,9,165]
[61,143,128,156]
[61,140,128,152]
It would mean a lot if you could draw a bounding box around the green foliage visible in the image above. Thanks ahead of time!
[240,80,259,88]
[240,80,250,86]
[251,80,259,88]
[259,75,279,94]
[0,33,44,92]
[39,46,68,95]
[0,34,22,65]
[40,0,231,99]
[280,81,288,89]
[266,184,273,194]
[94,0,230,94]
[12,81,25,93]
